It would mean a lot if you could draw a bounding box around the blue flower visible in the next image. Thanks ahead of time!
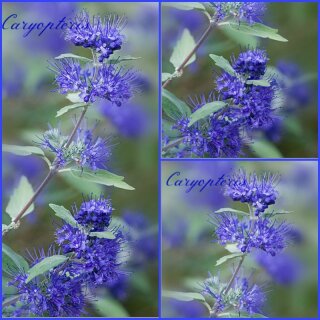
[40,125,111,170]
[212,2,267,25]
[216,73,245,103]
[212,213,290,256]
[234,277,266,314]
[6,258,85,317]
[50,59,138,105]
[65,10,126,62]
[73,195,113,232]
[232,49,268,80]
[225,170,279,215]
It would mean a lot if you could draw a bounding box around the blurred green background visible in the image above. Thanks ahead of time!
[162,161,318,318]
[2,2,158,317]
[162,2,318,158]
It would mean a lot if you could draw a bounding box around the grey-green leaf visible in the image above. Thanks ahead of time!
[56,103,88,117]
[66,92,83,103]
[209,54,235,76]
[215,208,249,216]
[2,244,29,274]
[162,89,191,120]
[26,255,68,283]
[108,55,141,64]
[220,22,288,42]
[162,290,205,302]
[3,144,44,157]
[55,53,92,62]
[188,101,227,126]
[49,204,77,227]
[246,79,270,87]
[163,2,207,11]
[225,244,241,253]
[162,73,172,82]
[218,312,267,318]
[93,297,129,317]
[59,168,134,190]
[215,253,244,266]
[251,139,283,158]
[6,176,34,219]
[170,28,196,69]
[89,231,116,239]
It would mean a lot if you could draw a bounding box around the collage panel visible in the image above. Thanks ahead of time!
[2,2,158,317]
[161,2,318,159]
[161,161,318,318]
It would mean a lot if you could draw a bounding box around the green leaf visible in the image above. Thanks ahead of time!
[89,231,116,239]
[108,55,141,64]
[93,297,129,317]
[162,119,180,138]
[188,101,227,126]
[3,144,44,157]
[49,204,77,227]
[162,290,205,302]
[220,26,258,47]
[6,176,34,220]
[220,22,288,42]
[162,89,191,120]
[55,53,92,62]
[66,92,83,103]
[246,79,270,87]
[56,103,88,117]
[163,2,207,11]
[170,28,196,69]
[2,244,29,274]
[215,253,244,266]
[26,255,68,283]
[251,139,283,158]
[215,208,249,216]
[218,312,267,318]
[209,54,235,76]
[59,168,134,190]
[225,244,241,253]
[162,72,172,82]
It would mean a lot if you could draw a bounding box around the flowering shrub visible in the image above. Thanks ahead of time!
[163,170,295,317]
[2,9,141,317]
[162,2,314,158]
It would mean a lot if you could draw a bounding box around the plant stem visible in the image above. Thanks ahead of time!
[162,19,216,89]
[162,137,184,152]
[2,107,88,237]
[224,255,245,295]
[2,295,20,308]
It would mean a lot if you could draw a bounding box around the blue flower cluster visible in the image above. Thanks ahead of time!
[65,10,126,62]
[50,59,137,105]
[213,213,290,256]
[7,252,85,317]
[202,274,266,315]
[5,195,126,316]
[40,125,111,170]
[225,170,279,216]
[212,2,267,25]
[170,49,278,158]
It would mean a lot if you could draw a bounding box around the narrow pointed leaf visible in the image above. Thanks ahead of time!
[209,54,236,76]
[55,53,92,62]
[215,253,244,266]
[2,244,29,274]
[188,101,227,126]
[66,92,83,103]
[162,89,191,120]
[26,255,68,283]
[251,139,283,158]
[93,297,129,317]
[215,208,249,216]
[89,231,116,239]
[109,55,141,64]
[162,290,205,302]
[246,79,270,87]
[56,103,88,117]
[59,168,134,190]
[6,176,34,219]
[49,204,77,227]
[170,28,196,69]
[163,2,207,11]
[3,144,44,157]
